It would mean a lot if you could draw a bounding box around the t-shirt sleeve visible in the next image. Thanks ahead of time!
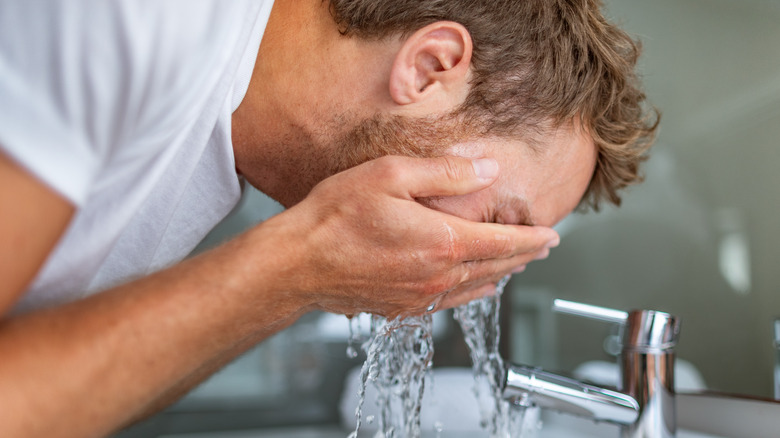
[0,2,106,205]
[0,1,248,206]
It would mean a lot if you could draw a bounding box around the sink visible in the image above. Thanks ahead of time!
[153,368,779,438]
[159,426,346,438]
[332,368,736,438]
[158,422,723,438]
[535,411,725,438]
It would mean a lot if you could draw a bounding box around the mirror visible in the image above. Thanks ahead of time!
[508,0,780,398]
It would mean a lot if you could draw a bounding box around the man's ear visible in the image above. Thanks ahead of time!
[389,21,473,107]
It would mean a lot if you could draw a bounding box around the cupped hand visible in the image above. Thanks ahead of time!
[259,155,559,319]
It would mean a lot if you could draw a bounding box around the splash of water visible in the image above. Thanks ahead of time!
[453,276,542,437]
[349,314,434,438]
[349,276,536,437]
[452,276,518,436]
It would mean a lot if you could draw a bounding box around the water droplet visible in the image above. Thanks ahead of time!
[346,314,366,359]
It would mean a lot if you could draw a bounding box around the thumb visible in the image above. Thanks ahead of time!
[396,156,500,198]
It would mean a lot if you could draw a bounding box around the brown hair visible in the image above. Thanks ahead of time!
[328,0,659,210]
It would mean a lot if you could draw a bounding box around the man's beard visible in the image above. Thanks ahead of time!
[329,113,472,176]
[263,112,474,207]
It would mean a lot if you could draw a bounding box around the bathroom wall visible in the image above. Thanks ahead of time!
[509,0,780,397]
[189,0,780,402]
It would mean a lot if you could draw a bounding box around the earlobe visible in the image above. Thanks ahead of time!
[389,21,473,106]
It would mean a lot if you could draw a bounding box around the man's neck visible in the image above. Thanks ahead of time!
[230,0,328,206]
[230,0,403,207]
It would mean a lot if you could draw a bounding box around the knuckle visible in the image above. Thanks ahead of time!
[435,223,461,262]
[445,241,461,262]
[472,259,500,282]
[375,156,406,182]
[440,156,465,183]
[490,234,516,258]
[421,272,458,297]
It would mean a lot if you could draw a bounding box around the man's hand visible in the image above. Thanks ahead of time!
[0,153,557,438]
[255,155,559,318]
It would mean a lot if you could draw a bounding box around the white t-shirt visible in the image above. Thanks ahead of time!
[0,0,275,313]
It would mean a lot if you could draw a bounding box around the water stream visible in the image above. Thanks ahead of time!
[452,276,533,437]
[348,314,434,438]
[349,277,537,437]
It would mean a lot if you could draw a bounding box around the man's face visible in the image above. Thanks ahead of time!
[330,115,597,228]
[431,125,597,227]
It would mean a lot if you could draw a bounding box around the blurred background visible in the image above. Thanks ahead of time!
[117,0,780,436]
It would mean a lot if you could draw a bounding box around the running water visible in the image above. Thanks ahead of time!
[349,314,435,438]
[453,276,529,437]
[349,276,535,437]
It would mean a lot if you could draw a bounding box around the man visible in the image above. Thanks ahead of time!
[0,0,656,437]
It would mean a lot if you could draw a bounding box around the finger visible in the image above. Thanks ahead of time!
[446,219,560,262]
[431,251,541,304]
[452,254,536,286]
[439,283,498,310]
[372,155,500,199]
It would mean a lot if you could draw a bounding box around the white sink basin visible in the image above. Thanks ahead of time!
[158,369,779,438]
[159,423,723,438]
[536,410,725,438]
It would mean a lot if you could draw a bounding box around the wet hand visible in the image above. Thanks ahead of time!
[260,155,559,319]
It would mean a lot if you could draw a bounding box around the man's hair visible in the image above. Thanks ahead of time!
[328,0,659,210]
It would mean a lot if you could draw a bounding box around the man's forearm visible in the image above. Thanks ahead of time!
[0,226,305,438]
[122,331,264,428]
[0,156,559,438]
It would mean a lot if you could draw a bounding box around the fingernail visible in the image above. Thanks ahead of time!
[512,264,527,273]
[472,158,499,182]
[545,236,560,248]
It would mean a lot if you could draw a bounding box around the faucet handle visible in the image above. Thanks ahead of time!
[552,299,628,325]
[553,299,681,351]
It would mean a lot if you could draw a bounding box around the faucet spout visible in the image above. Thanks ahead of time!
[503,364,639,425]
[503,302,681,437]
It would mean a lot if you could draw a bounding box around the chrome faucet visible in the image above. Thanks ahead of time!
[502,299,681,438]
